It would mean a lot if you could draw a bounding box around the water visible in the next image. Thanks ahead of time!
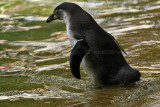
[0,0,160,106]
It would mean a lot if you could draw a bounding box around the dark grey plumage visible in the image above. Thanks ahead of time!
[47,2,141,86]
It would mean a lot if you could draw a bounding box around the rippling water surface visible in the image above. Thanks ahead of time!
[0,0,160,106]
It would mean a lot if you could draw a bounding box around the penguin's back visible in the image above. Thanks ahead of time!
[82,26,140,85]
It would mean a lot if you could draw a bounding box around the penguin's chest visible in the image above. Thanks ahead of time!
[66,24,77,47]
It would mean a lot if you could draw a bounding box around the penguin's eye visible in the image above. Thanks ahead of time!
[55,9,63,20]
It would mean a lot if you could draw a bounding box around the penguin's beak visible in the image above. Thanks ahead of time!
[46,14,55,23]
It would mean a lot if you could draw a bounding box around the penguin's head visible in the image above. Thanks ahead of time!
[46,2,83,23]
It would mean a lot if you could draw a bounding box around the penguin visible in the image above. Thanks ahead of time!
[46,2,141,86]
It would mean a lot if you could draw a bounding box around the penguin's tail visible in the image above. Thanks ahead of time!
[116,65,141,84]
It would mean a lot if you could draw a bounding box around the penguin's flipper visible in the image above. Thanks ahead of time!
[70,40,89,79]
